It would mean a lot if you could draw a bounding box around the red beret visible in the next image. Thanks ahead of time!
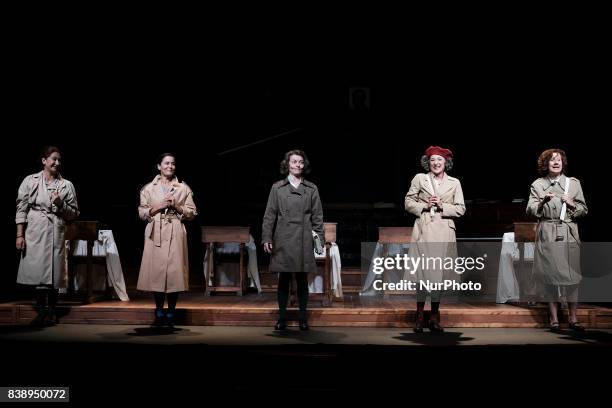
[424,146,453,160]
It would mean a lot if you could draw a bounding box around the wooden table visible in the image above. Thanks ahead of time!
[202,226,250,296]
[65,221,102,304]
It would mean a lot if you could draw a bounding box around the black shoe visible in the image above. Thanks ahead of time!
[569,322,585,333]
[414,317,424,333]
[428,320,444,333]
[299,319,309,331]
[274,320,287,331]
[44,309,59,326]
[549,322,561,333]
[30,312,46,327]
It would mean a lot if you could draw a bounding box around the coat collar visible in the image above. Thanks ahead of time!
[279,178,315,189]
[542,174,568,192]
[152,175,181,187]
[33,170,66,189]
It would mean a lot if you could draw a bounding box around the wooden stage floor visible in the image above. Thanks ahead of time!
[1,292,611,328]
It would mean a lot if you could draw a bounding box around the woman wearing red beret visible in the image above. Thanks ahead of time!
[404,146,466,333]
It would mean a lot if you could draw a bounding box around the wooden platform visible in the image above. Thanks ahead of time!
[2,293,611,328]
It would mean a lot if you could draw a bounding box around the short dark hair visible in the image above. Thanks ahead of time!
[280,149,311,176]
[157,153,176,165]
[537,148,567,176]
[41,146,61,160]
[421,155,454,172]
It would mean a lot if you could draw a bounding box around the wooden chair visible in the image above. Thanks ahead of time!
[317,222,337,306]
[378,227,413,296]
[65,221,104,304]
[513,222,537,302]
[202,226,250,296]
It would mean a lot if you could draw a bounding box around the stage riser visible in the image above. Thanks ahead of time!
[3,305,611,328]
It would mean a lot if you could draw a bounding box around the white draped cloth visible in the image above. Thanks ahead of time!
[496,232,535,303]
[360,242,410,296]
[66,230,129,301]
[310,242,343,297]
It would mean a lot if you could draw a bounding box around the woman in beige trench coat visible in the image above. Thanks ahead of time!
[527,148,587,332]
[138,153,197,328]
[404,146,465,333]
[262,149,324,331]
[15,146,80,326]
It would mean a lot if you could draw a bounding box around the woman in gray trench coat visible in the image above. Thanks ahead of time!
[15,146,80,326]
[262,150,324,331]
[527,148,588,332]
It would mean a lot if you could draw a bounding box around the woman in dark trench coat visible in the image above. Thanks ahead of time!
[262,149,324,331]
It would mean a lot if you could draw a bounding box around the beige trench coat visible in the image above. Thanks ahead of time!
[527,175,587,286]
[137,176,197,293]
[15,171,80,289]
[403,172,466,284]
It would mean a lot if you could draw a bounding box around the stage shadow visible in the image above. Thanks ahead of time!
[104,326,189,338]
[265,329,348,344]
[0,324,46,335]
[556,329,612,344]
[394,331,475,346]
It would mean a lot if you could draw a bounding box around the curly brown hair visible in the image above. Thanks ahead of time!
[280,149,311,176]
[537,148,568,176]
[421,155,454,172]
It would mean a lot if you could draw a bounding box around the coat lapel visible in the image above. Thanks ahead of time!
[436,174,454,197]
[421,173,435,196]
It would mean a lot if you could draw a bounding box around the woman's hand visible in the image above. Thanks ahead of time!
[149,200,169,216]
[263,242,273,254]
[16,236,25,251]
[561,194,576,209]
[50,191,62,207]
[542,192,555,203]
[164,193,175,209]
[427,196,441,209]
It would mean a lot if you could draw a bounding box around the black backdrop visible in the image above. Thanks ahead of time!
[3,30,608,299]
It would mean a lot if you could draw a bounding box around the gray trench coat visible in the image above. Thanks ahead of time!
[262,179,324,273]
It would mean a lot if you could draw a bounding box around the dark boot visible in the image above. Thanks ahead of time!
[165,312,175,328]
[299,320,309,331]
[30,305,46,327]
[428,311,444,333]
[414,301,425,333]
[45,307,59,326]
[151,309,166,327]
[30,290,47,327]
[414,311,425,333]
[45,289,59,325]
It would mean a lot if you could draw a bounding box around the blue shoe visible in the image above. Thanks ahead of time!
[165,312,175,328]
[151,310,166,327]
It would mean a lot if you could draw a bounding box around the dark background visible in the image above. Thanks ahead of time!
[2,23,609,300]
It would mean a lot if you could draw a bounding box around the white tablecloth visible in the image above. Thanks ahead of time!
[311,243,343,297]
[496,232,534,303]
[360,242,409,296]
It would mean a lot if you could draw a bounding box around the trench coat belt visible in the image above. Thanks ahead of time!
[29,206,54,222]
[539,218,569,241]
[149,213,179,247]
[540,219,567,225]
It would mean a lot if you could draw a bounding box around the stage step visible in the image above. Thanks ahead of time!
[2,294,611,329]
